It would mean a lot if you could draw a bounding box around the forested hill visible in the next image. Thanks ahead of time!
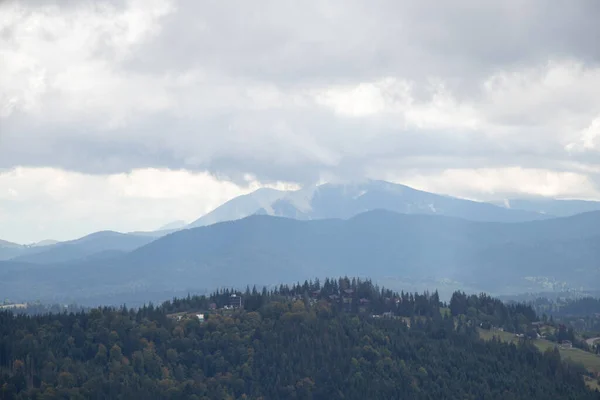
[5,210,600,306]
[1,279,598,399]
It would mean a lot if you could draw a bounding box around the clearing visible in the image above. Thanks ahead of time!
[478,328,600,374]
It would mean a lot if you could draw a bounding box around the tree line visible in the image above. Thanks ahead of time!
[1,277,598,399]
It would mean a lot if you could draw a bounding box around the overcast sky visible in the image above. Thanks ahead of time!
[1,0,600,243]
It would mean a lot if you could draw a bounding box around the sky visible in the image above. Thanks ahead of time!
[1,0,600,243]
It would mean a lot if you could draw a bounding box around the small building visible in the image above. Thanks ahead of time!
[209,303,217,310]
[561,340,573,349]
[0,303,27,310]
[229,294,242,309]
[196,314,205,322]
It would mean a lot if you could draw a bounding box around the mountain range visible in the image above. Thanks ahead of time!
[189,180,553,228]
[2,180,600,305]
[0,231,155,263]
[190,180,600,228]
[1,209,600,305]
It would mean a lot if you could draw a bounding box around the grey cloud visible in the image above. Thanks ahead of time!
[1,0,600,192]
[125,0,600,85]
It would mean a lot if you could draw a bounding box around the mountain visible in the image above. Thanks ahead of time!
[127,228,181,238]
[0,239,64,261]
[3,210,600,304]
[494,198,600,217]
[188,187,286,228]
[9,230,155,264]
[31,239,60,247]
[0,240,26,261]
[188,180,548,228]
[0,239,20,248]
[158,220,187,230]
[266,180,550,222]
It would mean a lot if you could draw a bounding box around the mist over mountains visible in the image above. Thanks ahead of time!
[1,180,599,306]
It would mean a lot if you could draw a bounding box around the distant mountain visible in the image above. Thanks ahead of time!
[0,240,26,261]
[494,198,600,217]
[158,220,188,230]
[188,187,286,228]
[127,228,181,238]
[10,231,155,264]
[0,239,20,248]
[3,210,599,305]
[0,239,64,260]
[189,180,549,227]
[267,180,551,222]
[31,239,60,247]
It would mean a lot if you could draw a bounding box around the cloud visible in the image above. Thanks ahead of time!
[1,0,600,240]
[0,167,296,243]
[387,167,600,201]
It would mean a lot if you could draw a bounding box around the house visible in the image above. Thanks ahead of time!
[209,303,217,310]
[0,303,27,310]
[229,294,242,309]
[561,340,573,349]
[196,314,205,322]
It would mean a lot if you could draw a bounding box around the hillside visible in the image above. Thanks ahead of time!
[1,281,597,399]
[2,210,600,305]
[189,187,286,228]
[9,231,155,264]
[0,240,28,261]
[188,180,549,228]
[0,239,20,248]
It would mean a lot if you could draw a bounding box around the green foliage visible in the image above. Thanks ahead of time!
[0,279,598,399]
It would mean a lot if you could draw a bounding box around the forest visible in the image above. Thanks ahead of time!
[1,278,599,399]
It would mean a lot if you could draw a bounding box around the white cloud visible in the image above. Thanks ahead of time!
[0,167,296,243]
[388,167,600,201]
[1,0,600,241]
[566,116,600,153]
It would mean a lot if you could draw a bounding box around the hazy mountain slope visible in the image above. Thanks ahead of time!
[188,188,286,228]
[494,198,600,217]
[191,180,549,227]
[0,239,64,261]
[10,231,155,264]
[158,220,187,230]
[269,180,549,222]
[127,228,180,238]
[0,240,28,261]
[31,239,60,247]
[3,211,599,304]
[0,239,20,248]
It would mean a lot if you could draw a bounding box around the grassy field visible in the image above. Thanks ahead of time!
[478,328,600,374]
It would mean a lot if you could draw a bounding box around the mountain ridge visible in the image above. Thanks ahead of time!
[3,210,599,305]
[189,180,551,228]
